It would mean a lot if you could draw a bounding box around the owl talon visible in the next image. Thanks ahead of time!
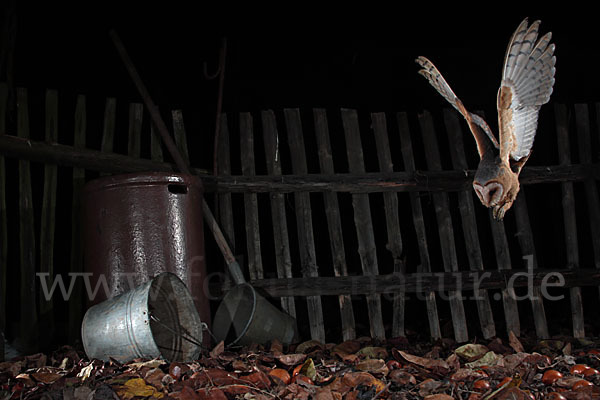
[493,204,509,221]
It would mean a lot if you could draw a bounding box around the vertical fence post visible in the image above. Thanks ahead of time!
[69,95,86,342]
[554,103,585,338]
[216,114,236,261]
[397,112,441,340]
[0,83,7,339]
[443,109,497,339]
[261,110,297,320]
[418,110,468,342]
[127,103,143,158]
[575,104,600,273]
[371,112,406,338]
[172,110,189,164]
[313,108,356,341]
[284,108,326,343]
[341,108,385,340]
[100,97,117,174]
[17,88,37,350]
[512,191,549,338]
[240,113,264,280]
[39,89,58,338]
[0,83,8,342]
[150,106,164,162]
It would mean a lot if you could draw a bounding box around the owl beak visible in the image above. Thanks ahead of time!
[473,181,504,207]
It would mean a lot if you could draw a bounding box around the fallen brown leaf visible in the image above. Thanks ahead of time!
[114,378,164,399]
[455,344,489,362]
[192,368,238,387]
[389,369,417,386]
[397,350,450,370]
[240,370,271,389]
[0,360,22,377]
[341,371,386,392]
[145,368,166,390]
[219,384,254,397]
[25,353,47,369]
[128,359,166,369]
[276,353,307,367]
[196,388,228,400]
[210,341,225,358]
[424,395,454,400]
[418,378,444,397]
[30,371,62,384]
[332,340,361,355]
[356,346,388,359]
[354,359,389,376]
[295,340,324,354]
[170,385,200,400]
[313,387,342,400]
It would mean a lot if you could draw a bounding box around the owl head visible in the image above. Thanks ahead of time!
[472,155,520,220]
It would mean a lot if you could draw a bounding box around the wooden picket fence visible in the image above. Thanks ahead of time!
[1,82,600,352]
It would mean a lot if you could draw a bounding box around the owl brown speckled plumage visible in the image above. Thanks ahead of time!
[416,18,556,220]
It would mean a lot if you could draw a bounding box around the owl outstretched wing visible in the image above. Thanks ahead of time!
[416,56,499,158]
[497,18,556,165]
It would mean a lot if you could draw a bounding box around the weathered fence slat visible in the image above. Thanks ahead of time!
[127,103,143,158]
[443,109,496,339]
[341,108,385,339]
[17,88,37,350]
[555,103,585,338]
[172,110,190,165]
[488,188,521,337]
[240,113,264,280]
[397,112,441,340]
[418,110,468,342]
[100,98,116,153]
[261,110,297,319]
[313,108,356,341]
[99,97,117,177]
[284,108,326,342]
[575,104,600,272]
[371,112,406,338]
[0,83,7,334]
[150,107,164,162]
[513,191,549,338]
[216,114,236,258]
[39,90,58,333]
[69,95,86,342]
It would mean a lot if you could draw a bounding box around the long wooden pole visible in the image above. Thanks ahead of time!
[109,30,245,285]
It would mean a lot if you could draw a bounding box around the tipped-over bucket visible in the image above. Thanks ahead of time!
[212,283,298,346]
[81,272,202,362]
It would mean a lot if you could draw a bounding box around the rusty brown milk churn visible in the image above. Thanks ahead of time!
[81,172,211,344]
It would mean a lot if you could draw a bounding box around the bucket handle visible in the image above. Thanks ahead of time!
[149,313,205,349]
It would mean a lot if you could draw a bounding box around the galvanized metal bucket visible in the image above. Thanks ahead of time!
[212,283,298,346]
[81,272,203,362]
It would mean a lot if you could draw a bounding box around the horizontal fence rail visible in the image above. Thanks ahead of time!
[1,135,597,192]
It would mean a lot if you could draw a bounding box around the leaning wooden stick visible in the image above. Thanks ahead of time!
[109,29,245,285]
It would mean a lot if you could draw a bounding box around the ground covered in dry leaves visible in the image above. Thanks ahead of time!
[2,332,600,399]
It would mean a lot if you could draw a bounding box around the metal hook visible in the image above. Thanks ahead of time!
[203,37,227,80]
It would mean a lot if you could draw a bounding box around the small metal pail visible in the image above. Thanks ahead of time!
[212,283,298,346]
[81,272,202,362]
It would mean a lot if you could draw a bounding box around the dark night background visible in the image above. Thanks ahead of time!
[3,4,600,346]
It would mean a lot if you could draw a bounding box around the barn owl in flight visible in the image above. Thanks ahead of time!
[416,18,556,220]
